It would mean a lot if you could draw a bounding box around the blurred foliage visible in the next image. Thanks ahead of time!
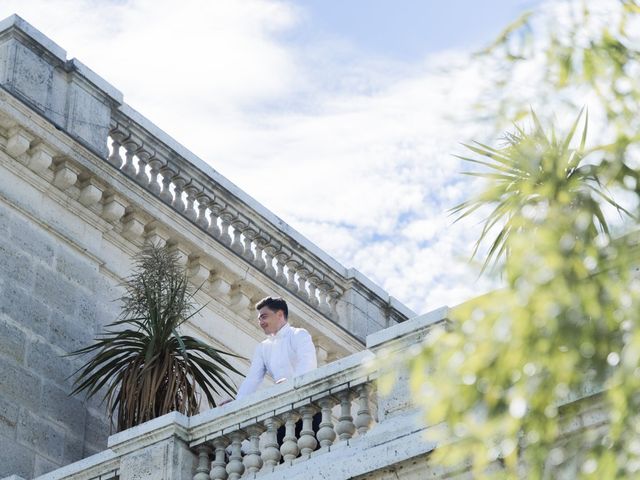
[398,0,640,477]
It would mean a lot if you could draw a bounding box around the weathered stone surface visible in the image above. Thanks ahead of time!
[0,283,50,337]
[34,266,79,317]
[48,309,94,353]
[17,410,65,464]
[119,438,195,480]
[63,432,85,466]
[0,396,19,440]
[0,316,27,364]
[8,215,56,265]
[33,455,60,477]
[41,381,86,434]
[26,339,79,387]
[54,246,99,291]
[83,411,110,456]
[0,433,35,478]
[75,292,98,327]
[0,358,42,412]
[0,238,35,288]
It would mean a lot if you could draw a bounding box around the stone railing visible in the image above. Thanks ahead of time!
[107,108,345,322]
[12,308,450,480]
[0,14,415,341]
[188,351,375,480]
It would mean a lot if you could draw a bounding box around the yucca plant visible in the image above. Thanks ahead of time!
[450,109,631,273]
[69,244,242,432]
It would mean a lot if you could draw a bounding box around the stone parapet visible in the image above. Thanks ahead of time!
[0,14,415,343]
[3,306,448,480]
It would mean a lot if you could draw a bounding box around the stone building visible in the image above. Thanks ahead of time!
[0,14,449,480]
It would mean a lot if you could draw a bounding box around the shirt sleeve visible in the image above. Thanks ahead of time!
[292,328,317,377]
[235,344,266,400]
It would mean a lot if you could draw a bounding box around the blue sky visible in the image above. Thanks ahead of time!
[289,0,542,60]
[0,0,550,314]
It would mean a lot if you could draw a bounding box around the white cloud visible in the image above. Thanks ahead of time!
[0,0,506,314]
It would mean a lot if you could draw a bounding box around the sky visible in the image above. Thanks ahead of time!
[0,0,547,315]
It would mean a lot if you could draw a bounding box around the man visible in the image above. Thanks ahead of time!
[235,296,317,400]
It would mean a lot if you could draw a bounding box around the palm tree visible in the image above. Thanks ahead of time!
[69,244,243,432]
[450,110,631,273]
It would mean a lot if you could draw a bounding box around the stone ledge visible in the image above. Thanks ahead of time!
[29,450,118,480]
[366,306,448,350]
[0,14,66,61]
[107,411,189,455]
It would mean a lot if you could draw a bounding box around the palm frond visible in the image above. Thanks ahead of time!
[69,244,244,432]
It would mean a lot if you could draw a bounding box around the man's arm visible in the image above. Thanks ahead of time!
[292,328,317,376]
[235,344,266,400]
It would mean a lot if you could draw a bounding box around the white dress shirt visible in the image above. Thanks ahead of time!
[236,323,317,399]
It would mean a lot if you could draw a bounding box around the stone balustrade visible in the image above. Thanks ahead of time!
[105,112,347,325]
[188,351,376,480]
[9,307,449,480]
[0,14,415,344]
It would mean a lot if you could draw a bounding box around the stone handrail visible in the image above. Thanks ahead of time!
[0,14,416,338]
[187,351,375,479]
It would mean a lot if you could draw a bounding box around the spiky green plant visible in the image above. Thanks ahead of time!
[69,244,242,432]
[451,110,631,273]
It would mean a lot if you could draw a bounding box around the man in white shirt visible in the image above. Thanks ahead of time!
[235,296,317,400]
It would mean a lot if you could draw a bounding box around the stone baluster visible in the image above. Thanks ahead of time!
[230,217,246,255]
[226,430,246,480]
[262,242,277,277]
[252,233,268,271]
[195,193,211,230]
[285,258,300,294]
[261,417,282,471]
[280,411,300,463]
[146,155,163,196]
[317,396,337,448]
[296,267,310,301]
[193,444,212,480]
[274,248,289,286]
[210,436,229,480]
[354,384,373,436]
[335,390,356,442]
[107,129,125,168]
[183,182,200,222]
[135,148,151,186]
[243,424,265,475]
[172,175,187,212]
[317,280,333,315]
[307,274,321,308]
[241,225,257,263]
[159,165,176,204]
[218,209,234,246]
[327,287,342,318]
[207,200,223,238]
[121,137,138,177]
[297,405,318,457]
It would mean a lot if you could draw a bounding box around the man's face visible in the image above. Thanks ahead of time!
[257,306,285,335]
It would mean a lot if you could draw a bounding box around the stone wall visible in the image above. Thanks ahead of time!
[0,197,117,477]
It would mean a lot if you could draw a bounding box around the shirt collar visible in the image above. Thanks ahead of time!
[273,322,291,338]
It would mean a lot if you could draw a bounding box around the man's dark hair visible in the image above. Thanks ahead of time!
[255,296,288,319]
